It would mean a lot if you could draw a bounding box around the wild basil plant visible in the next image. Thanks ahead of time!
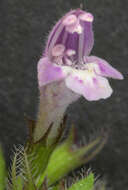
[0,8,123,190]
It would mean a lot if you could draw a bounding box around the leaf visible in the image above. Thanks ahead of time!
[0,146,6,190]
[11,153,18,190]
[68,173,94,190]
[20,150,36,190]
[9,150,23,190]
[25,116,67,188]
[9,146,35,190]
[26,142,54,187]
[15,176,23,190]
[41,129,107,186]
[50,186,60,190]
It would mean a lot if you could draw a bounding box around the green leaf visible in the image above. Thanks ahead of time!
[41,130,107,186]
[0,146,6,190]
[11,153,18,190]
[10,147,35,190]
[15,176,23,190]
[48,182,65,190]
[68,173,94,190]
[26,143,54,187]
[23,151,36,190]
[50,186,60,190]
[51,186,60,190]
[24,116,66,188]
[10,152,24,190]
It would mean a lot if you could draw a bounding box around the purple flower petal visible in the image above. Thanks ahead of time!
[65,71,113,101]
[85,56,123,79]
[38,57,65,87]
[44,9,94,63]
[78,12,94,57]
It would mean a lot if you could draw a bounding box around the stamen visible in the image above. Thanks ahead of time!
[63,14,77,26]
[79,13,94,22]
[52,44,65,57]
[78,24,84,64]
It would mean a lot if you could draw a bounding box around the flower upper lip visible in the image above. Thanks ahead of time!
[45,9,94,63]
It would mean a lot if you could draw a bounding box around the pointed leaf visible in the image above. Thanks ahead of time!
[15,176,23,190]
[22,151,36,190]
[41,132,107,186]
[25,116,67,188]
[11,153,18,190]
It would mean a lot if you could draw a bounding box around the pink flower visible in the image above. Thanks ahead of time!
[34,9,123,142]
[38,9,123,101]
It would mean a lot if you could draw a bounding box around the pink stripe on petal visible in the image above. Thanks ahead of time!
[38,57,65,87]
[86,56,123,80]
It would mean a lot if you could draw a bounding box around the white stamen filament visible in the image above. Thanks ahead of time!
[78,23,84,64]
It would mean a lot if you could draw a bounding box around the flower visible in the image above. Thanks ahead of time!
[38,9,123,101]
[34,9,123,143]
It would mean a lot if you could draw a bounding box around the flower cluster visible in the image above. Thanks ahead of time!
[38,9,123,101]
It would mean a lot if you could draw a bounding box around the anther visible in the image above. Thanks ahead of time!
[52,44,65,57]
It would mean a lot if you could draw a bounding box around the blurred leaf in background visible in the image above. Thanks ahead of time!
[0,146,6,190]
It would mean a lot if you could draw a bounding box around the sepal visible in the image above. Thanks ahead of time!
[40,128,108,187]
[24,115,67,188]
